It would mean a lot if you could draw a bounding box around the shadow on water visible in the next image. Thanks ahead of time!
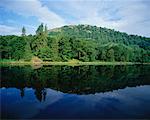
[1,65,150,102]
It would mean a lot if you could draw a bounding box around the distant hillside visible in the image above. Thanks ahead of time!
[49,24,150,50]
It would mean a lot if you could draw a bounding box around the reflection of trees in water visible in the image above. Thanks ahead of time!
[20,88,24,98]
[1,65,150,102]
[34,88,46,102]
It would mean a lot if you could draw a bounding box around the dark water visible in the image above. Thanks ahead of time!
[0,65,150,119]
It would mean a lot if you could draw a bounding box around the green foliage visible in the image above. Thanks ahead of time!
[38,47,52,61]
[49,25,150,46]
[9,36,26,60]
[36,23,44,35]
[58,35,73,61]
[47,36,60,61]
[22,27,26,36]
[0,24,150,62]
[72,38,97,61]
[32,23,48,56]
[23,40,33,61]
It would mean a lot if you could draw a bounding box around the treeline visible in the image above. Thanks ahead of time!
[0,24,150,62]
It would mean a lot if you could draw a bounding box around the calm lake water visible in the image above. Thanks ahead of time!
[1,65,150,119]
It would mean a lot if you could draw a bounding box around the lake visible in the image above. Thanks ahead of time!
[0,65,150,119]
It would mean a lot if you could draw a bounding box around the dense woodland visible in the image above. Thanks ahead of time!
[0,24,150,62]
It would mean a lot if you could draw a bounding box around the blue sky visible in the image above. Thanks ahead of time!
[0,0,150,37]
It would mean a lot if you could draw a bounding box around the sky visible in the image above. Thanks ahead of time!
[0,0,150,37]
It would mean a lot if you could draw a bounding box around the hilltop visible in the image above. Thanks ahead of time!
[49,24,150,48]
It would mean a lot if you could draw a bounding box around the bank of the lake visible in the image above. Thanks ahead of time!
[0,60,149,66]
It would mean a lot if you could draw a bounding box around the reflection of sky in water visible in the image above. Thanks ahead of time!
[1,85,150,119]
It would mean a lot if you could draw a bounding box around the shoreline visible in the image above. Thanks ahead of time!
[0,61,150,66]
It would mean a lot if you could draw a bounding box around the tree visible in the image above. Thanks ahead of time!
[107,49,115,61]
[36,23,44,35]
[32,23,48,56]
[38,47,52,61]
[9,37,26,60]
[23,37,33,61]
[58,35,72,61]
[0,24,150,62]
[101,50,107,61]
[44,25,48,37]
[48,36,60,61]
[22,27,26,36]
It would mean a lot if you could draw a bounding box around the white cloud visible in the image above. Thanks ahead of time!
[79,0,150,37]
[7,19,37,34]
[0,23,37,35]
[0,0,150,36]
[0,24,21,35]
[0,0,66,28]
[44,0,150,37]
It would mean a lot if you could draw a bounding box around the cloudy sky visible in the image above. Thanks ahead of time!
[0,0,150,37]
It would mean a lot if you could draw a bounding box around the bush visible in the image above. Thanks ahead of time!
[31,56,43,63]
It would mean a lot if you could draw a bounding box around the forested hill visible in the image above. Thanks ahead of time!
[0,24,150,62]
[49,24,150,48]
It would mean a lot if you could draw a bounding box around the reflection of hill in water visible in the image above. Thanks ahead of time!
[1,65,150,101]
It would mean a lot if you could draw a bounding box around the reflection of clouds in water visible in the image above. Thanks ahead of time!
[79,85,150,101]
[36,89,64,109]
[32,85,150,118]
[1,88,65,119]
[76,85,150,116]
[1,85,150,118]
[2,88,20,96]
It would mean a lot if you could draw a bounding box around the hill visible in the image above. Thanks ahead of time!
[49,24,150,49]
[0,24,150,62]
[48,24,150,62]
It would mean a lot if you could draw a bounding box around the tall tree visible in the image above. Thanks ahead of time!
[44,25,48,37]
[32,23,48,56]
[22,27,26,36]
[36,23,44,35]
[48,36,60,61]
[23,36,33,61]
[58,35,72,61]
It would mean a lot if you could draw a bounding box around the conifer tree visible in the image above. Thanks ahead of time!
[22,27,26,36]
